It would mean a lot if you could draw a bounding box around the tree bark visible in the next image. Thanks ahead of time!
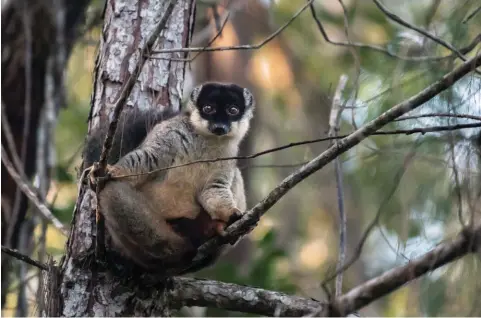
[50,0,196,316]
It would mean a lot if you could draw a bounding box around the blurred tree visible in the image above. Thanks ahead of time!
[1,0,91,313]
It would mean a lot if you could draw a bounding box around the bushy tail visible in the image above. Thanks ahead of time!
[82,108,179,169]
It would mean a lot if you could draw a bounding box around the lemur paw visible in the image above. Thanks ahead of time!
[87,162,101,189]
[227,207,243,225]
[88,163,118,191]
[213,207,243,237]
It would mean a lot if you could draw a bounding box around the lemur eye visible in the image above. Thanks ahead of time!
[227,106,239,116]
[202,105,215,114]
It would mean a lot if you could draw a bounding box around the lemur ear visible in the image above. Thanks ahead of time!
[243,88,255,108]
[190,85,203,103]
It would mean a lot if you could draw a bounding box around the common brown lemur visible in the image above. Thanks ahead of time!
[83,82,255,273]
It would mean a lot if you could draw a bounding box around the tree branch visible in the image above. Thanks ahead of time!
[169,277,327,316]
[1,246,48,271]
[332,223,481,316]
[189,53,480,271]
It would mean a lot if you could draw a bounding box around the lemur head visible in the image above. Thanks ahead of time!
[187,82,255,140]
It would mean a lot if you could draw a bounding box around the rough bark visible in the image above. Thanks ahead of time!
[52,0,196,316]
[1,0,90,308]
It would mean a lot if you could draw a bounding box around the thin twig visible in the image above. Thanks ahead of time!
[150,0,315,56]
[1,246,48,271]
[1,147,68,236]
[372,0,468,62]
[337,0,361,129]
[462,5,481,24]
[187,53,480,272]
[328,74,349,297]
[309,2,475,62]
[109,122,481,181]
[162,11,231,63]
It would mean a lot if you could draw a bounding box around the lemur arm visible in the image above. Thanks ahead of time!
[198,167,242,224]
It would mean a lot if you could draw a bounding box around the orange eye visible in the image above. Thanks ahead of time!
[202,105,215,114]
[227,106,239,116]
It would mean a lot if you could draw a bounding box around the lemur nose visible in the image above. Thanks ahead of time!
[210,123,229,135]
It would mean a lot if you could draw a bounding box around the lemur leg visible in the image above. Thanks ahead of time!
[99,181,195,269]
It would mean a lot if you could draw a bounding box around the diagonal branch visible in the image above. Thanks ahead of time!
[1,246,48,271]
[1,147,68,236]
[188,53,480,271]
[169,277,327,316]
[332,223,481,316]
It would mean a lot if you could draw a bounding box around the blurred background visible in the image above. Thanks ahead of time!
[2,0,481,316]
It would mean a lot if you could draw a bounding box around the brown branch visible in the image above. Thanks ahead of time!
[1,147,68,236]
[169,277,327,316]
[149,0,314,56]
[188,53,480,271]
[110,122,481,181]
[332,223,481,316]
[1,246,48,271]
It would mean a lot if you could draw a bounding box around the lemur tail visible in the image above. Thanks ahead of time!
[82,108,179,169]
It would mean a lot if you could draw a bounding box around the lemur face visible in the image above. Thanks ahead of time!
[189,82,255,139]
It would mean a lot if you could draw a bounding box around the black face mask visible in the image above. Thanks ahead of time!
[195,83,247,136]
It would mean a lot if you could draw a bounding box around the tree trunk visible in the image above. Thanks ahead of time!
[48,0,195,316]
[1,0,90,309]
